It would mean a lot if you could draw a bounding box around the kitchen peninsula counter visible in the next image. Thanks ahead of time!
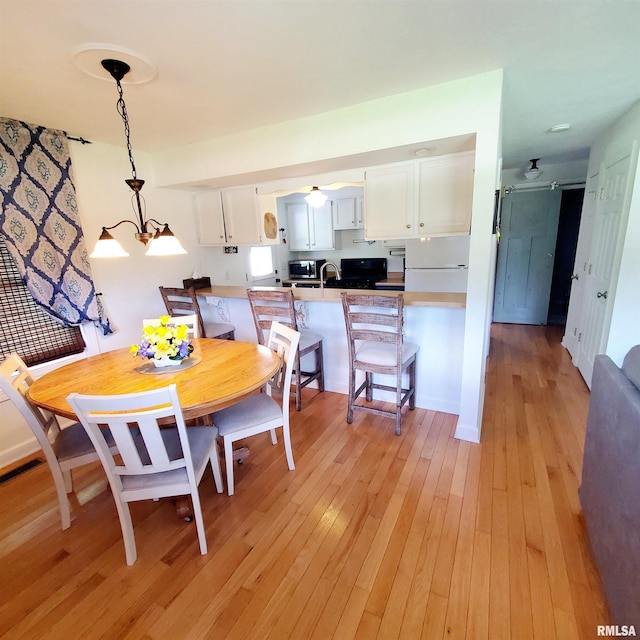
[198,285,465,308]
[198,284,467,418]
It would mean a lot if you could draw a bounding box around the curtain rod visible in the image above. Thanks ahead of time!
[66,135,92,145]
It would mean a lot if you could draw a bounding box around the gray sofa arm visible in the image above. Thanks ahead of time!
[579,351,640,628]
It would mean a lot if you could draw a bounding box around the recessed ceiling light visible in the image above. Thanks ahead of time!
[413,148,432,156]
[549,124,571,133]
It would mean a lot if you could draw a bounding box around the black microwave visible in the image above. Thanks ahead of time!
[288,259,326,279]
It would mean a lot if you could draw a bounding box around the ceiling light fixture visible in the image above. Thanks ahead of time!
[524,158,543,180]
[304,186,328,208]
[90,58,186,258]
[549,124,571,133]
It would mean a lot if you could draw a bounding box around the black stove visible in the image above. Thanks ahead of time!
[324,258,387,289]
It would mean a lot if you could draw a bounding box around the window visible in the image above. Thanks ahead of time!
[0,236,86,366]
[249,246,275,279]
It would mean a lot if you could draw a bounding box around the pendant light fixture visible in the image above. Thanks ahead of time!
[90,59,186,258]
[524,158,543,180]
[304,186,328,208]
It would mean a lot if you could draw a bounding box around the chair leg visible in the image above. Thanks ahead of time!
[347,367,355,424]
[63,469,73,493]
[112,496,137,565]
[269,428,278,445]
[366,372,373,402]
[317,342,325,392]
[409,359,417,410]
[51,463,72,530]
[295,350,302,411]
[282,423,295,470]
[209,440,224,494]
[189,489,208,555]
[223,436,236,496]
[395,370,403,436]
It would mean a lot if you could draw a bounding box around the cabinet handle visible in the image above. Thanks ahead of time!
[419,222,424,227]
[570,274,579,281]
[406,224,411,229]
[597,291,608,299]
[219,235,224,239]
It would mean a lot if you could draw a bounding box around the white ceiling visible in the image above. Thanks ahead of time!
[1,0,639,175]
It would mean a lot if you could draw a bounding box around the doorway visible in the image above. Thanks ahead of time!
[548,189,584,325]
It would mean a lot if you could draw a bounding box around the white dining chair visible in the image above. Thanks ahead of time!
[67,384,223,565]
[0,353,118,530]
[142,314,200,338]
[210,321,301,496]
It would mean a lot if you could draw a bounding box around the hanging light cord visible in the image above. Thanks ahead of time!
[114,77,138,181]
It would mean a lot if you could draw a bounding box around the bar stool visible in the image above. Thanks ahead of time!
[341,293,418,435]
[247,288,324,411]
[159,286,235,340]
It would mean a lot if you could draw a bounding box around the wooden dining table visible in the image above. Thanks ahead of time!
[28,338,280,519]
[28,337,280,422]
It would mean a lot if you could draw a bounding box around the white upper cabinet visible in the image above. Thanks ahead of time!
[332,197,363,229]
[364,151,474,239]
[287,201,334,251]
[363,163,415,239]
[416,151,474,235]
[195,186,278,246]
[195,189,226,244]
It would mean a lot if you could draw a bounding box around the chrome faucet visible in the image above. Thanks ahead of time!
[319,261,341,289]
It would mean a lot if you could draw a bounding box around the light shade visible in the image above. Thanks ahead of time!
[145,225,187,256]
[305,186,328,208]
[89,229,130,258]
[524,158,543,180]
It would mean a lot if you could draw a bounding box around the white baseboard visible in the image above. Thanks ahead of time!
[0,441,41,471]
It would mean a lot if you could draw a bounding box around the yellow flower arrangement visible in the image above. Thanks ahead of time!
[130,315,193,361]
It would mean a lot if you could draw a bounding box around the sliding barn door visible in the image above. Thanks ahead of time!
[493,189,562,324]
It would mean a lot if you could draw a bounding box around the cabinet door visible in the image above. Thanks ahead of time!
[309,201,334,249]
[287,203,311,250]
[221,186,262,245]
[333,197,358,229]
[364,163,415,239]
[417,152,474,236]
[194,190,226,245]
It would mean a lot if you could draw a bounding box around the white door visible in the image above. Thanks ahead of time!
[563,171,599,359]
[493,188,562,324]
[575,147,637,386]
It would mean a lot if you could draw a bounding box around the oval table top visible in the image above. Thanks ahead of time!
[28,338,280,421]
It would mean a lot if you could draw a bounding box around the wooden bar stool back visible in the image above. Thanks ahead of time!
[341,293,418,435]
[159,286,235,340]
[247,288,324,410]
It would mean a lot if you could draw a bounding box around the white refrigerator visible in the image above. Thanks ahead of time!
[404,236,470,293]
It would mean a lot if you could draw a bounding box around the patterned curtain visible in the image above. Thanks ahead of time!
[0,117,112,334]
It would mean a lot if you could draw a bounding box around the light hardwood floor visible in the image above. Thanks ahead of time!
[0,323,610,639]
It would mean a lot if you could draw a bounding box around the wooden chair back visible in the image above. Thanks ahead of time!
[341,293,405,375]
[159,286,205,338]
[247,289,298,345]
